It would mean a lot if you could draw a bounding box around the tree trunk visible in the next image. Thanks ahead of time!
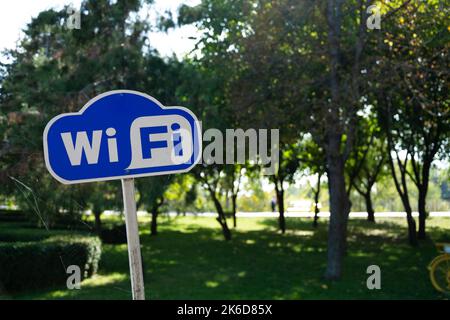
[323,0,350,280]
[396,175,418,246]
[417,162,430,240]
[216,215,232,240]
[275,183,285,234]
[313,173,322,228]
[210,189,232,240]
[231,194,237,228]
[313,200,320,228]
[364,193,375,223]
[406,210,418,246]
[278,191,285,234]
[93,209,102,233]
[400,169,418,246]
[324,135,350,280]
[386,132,418,246]
[150,205,158,236]
[398,189,418,246]
[417,191,427,240]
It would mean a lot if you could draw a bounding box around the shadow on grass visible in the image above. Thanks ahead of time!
[135,218,444,299]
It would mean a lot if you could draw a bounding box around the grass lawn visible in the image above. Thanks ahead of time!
[2,216,450,300]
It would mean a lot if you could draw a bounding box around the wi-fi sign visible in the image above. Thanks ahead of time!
[43,90,202,184]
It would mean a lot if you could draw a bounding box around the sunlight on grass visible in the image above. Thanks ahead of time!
[351,251,372,258]
[205,281,220,288]
[286,230,315,237]
[83,273,128,288]
[237,271,246,278]
[39,273,128,299]
[363,229,397,237]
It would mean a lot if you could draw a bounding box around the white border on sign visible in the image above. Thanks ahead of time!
[43,90,202,184]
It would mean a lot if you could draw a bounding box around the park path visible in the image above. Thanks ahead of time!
[129,211,450,218]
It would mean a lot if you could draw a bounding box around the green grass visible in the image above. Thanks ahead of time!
[2,216,450,300]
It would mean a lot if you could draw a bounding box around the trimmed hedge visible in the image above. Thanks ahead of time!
[0,235,101,293]
[100,224,127,244]
[0,209,94,231]
[0,228,53,243]
[0,209,28,223]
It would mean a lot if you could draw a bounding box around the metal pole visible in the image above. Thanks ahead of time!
[121,178,145,300]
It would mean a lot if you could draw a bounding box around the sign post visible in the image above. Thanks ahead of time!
[121,178,145,300]
[43,90,201,300]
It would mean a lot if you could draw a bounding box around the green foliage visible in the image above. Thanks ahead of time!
[164,175,199,214]
[0,229,50,243]
[0,234,101,293]
[85,181,122,226]
[0,209,28,223]
[136,176,173,211]
[0,0,184,225]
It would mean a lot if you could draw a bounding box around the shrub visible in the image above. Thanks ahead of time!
[0,224,74,242]
[100,224,127,244]
[0,227,55,242]
[0,235,101,293]
[0,231,49,243]
[0,209,93,231]
[0,209,28,223]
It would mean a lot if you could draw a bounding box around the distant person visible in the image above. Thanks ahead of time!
[271,196,277,212]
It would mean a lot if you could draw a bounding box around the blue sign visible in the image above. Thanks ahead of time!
[43,90,201,184]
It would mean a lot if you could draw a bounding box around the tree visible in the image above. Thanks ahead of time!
[228,0,384,278]
[0,0,181,226]
[86,181,121,233]
[298,136,326,227]
[177,0,409,278]
[175,63,234,239]
[350,137,386,223]
[346,115,386,222]
[174,24,240,239]
[136,175,173,236]
[374,0,449,241]
[194,164,232,240]
[203,0,303,234]
[164,175,199,215]
[269,145,300,233]
[310,0,420,275]
[316,0,369,280]
[223,164,243,228]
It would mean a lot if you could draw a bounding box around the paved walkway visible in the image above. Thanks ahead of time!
[100,209,450,218]
[157,211,450,218]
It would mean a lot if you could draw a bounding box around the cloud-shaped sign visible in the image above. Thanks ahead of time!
[43,90,201,184]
